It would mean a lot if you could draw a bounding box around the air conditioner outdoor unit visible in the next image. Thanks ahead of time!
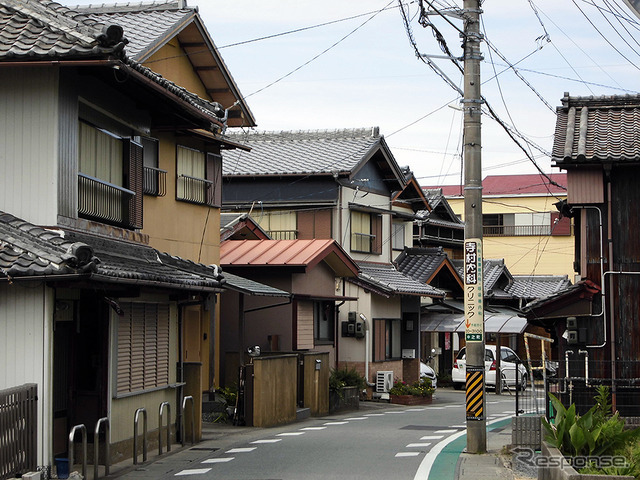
[376,371,394,393]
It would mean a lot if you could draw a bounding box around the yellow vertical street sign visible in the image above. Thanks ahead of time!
[466,366,484,421]
[464,238,484,342]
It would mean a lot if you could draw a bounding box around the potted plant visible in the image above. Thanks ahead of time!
[389,377,434,405]
[329,367,366,412]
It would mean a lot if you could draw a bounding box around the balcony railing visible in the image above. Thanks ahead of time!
[267,230,298,240]
[143,166,167,197]
[177,174,213,205]
[351,232,375,253]
[78,173,136,228]
[483,224,552,236]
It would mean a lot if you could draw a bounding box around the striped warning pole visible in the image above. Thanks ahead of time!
[466,367,484,421]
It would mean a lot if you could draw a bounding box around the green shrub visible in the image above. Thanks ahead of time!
[329,367,366,396]
[389,378,434,397]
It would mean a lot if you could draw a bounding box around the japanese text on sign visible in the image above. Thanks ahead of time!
[464,239,484,342]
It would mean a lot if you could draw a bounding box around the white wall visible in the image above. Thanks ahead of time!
[0,67,59,225]
[0,283,54,466]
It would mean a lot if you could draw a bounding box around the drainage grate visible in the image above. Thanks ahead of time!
[189,447,220,452]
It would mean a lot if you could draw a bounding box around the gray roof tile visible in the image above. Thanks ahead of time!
[222,128,383,176]
[553,93,640,164]
[351,261,445,298]
[71,1,193,60]
[0,211,224,291]
[394,247,455,284]
[507,275,572,300]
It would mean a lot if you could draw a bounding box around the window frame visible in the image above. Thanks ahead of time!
[176,145,222,207]
[373,318,401,361]
[350,210,382,254]
[313,300,335,344]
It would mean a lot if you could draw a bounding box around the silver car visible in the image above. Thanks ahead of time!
[451,345,527,391]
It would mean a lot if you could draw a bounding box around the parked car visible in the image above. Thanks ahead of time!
[451,345,527,391]
[420,356,438,390]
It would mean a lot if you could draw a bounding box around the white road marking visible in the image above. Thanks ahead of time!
[428,407,445,409]
[450,424,466,428]
[364,413,385,416]
[413,415,513,480]
[226,447,256,453]
[396,452,421,457]
[324,421,349,425]
[251,439,282,444]
[434,429,457,433]
[407,442,432,448]
[420,435,443,440]
[175,468,212,475]
[384,411,406,414]
[345,417,368,420]
[202,458,234,464]
[301,426,327,431]
[277,432,305,436]
[406,408,426,412]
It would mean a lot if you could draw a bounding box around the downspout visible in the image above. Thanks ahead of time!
[607,175,617,411]
[360,314,375,388]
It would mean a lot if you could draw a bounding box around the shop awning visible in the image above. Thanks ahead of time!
[421,310,528,334]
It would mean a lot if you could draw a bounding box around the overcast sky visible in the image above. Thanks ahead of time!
[70,0,640,187]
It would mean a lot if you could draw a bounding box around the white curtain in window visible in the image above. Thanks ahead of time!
[79,121,123,185]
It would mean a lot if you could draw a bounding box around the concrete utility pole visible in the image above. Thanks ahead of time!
[462,0,486,453]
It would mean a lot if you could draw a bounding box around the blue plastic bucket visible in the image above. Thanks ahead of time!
[54,457,69,479]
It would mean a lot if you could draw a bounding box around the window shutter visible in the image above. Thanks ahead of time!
[374,319,385,362]
[296,301,314,350]
[206,152,222,207]
[551,212,571,236]
[124,139,144,229]
[372,214,383,254]
[130,304,145,393]
[117,313,132,394]
[157,304,170,386]
[297,209,332,239]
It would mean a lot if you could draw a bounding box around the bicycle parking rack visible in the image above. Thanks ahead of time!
[94,417,110,479]
[68,424,87,479]
[133,408,148,465]
[181,396,195,447]
[158,401,171,455]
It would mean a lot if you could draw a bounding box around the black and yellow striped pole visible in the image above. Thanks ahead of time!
[462,0,486,453]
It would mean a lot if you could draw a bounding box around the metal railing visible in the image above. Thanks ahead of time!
[133,408,148,465]
[0,383,37,479]
[158,402,171,455]
[68,424,87,480]
[94,417,110,479]
[483,224,552,237]
[351,232,375,253]
[143,166,167,197]
[176,174,213,205]
[181,396,195,446]
[267,229,298,240]
[78,173,136,228]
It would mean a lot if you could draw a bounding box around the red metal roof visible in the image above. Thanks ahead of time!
[220,239,359,277]
[423,173,567,197]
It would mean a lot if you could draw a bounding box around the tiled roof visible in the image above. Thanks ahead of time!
[71,1,193,60]
[0,0,225,123]
[507,275,572,300]
[350,261,445,298]
[220,213,270,241]
[394,247,458,284]
[221,128,386,176]
[422,174,567,197]
[0,211,224,291]
[0,0,126,59]
[552,93,640,164]
[452,258,513,295]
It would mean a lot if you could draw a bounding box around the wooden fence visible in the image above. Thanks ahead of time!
[0,383,37,479]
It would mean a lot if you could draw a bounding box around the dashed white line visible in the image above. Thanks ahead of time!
[345,417,368,420]
[277,432,305,436]
[175,468,212,476]
[405,408,426,412]
[324,421,349,425]
[396,452,421,457]
[384,411,406,414]
[450,424,466,428]
[251,439,282,444]
[420,435,443,440]
[301,426,327,431]
[434,429,457,433]
[407,442,432,448]
[364,413,385,416]
[226,447,256,453]
[202,458,234,464]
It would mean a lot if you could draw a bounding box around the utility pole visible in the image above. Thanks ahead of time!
[462,0,486,453]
